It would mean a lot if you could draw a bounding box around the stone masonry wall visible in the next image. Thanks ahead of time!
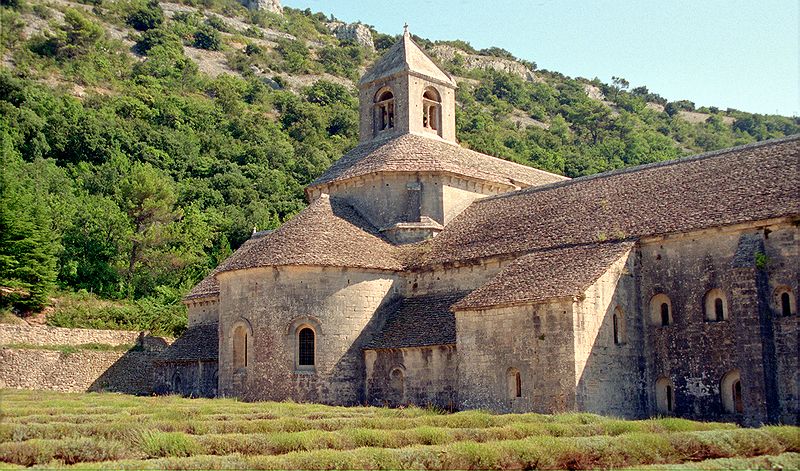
[640,221,798,425]
[364,345,458,410]
[0,324,143,346]
[324,172,504,234]
[0,325,170,394]
[455,301,577,413]
[761,224,799,424]
[217,265,400,404]
[573,247,647,418]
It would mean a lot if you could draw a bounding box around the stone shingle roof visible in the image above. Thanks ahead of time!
[365,292,469,349]
[453,242,635,311]
[183,234,268,301]
[416,135,800,268]
[359,30,456,87]
[217,194,404,273]
[308,133,568,190]
[156,323,218,362]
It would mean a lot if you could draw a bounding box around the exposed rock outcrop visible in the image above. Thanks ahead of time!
[242,0,282,14]
[328,22,374,51]
[430,45,538,82]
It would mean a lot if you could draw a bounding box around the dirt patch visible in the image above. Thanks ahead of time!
[184,46,240,78]
[646,102,665,113]
[509,109,549,129]
[277,72,354,91]
[679,110,735,125]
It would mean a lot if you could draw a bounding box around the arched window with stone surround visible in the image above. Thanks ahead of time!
[422,87,441,135]
[774,286,795,316]
[650,293,673,326]
[297,326,316,369]
[613,306,626,345]
[374,88,395,134]
[232,323,251,370]
[655,376,675,414]
[704,288,728,322]
[507,367,522,399]
[721,370,743,414]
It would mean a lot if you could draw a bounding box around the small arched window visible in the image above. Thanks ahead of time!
[507,367,522,399]
[232,324,250,370]
[374,89,395,134]
[650,294,672,326]
[655,377,675,414]
[422,87,441,135]
[613,306,626,345]
[721,370,743,414]
[704,289,728,322]
[298,327,315,368]
[389,367,405,403]
[774,287,795,316]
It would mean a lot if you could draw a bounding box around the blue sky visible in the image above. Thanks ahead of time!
[283,0,799,117]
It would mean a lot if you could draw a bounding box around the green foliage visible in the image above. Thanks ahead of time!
[46,289,188,336]
[126,0,164,32]
[193,25,222,50]
[30,8,104,59]
[0,127,58,310]
[138,431,200,458]
[318,43,365,80]
[275,38,311,73]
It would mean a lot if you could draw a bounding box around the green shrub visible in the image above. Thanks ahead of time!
[193,25,222,51]
[126,0,164,31]
[138,431,199,458]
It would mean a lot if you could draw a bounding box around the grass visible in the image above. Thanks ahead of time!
[0,390,797,469]
[2,343,139,354]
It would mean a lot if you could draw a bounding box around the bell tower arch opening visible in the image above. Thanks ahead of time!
[357,27,457,143]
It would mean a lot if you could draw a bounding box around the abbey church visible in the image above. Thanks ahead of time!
[156,30,799,425]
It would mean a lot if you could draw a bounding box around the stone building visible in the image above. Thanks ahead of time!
[159,30,800,425]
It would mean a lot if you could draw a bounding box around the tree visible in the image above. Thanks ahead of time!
[0,128,58,310]
[116,163,181,297]
[126,0,164,32]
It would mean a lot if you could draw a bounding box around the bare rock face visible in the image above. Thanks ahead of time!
[430,45,539,82]
[328,22,374,51]
[244,0,282,14]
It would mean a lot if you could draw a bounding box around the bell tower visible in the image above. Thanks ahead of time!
[358,27,458,143]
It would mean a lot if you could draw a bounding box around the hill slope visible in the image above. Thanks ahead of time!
[1,0,797,334]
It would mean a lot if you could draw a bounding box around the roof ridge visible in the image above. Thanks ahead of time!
[478,134,800,204]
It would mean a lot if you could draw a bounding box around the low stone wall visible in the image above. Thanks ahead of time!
[0,325,172,395]
[0,348,158,394]
[0,325,141,347]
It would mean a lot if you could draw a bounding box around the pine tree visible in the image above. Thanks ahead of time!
[0,126,58,310]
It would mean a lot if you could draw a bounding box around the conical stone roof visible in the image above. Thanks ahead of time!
[359,29,456,87]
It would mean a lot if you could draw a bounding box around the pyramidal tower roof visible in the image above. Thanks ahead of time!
[359,27,456,87]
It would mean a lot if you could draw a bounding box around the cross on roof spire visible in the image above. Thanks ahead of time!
[403,23,409,35]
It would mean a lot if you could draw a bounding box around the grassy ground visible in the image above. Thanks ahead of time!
[0,390,797,469]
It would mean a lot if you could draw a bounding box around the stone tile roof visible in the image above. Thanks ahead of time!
[365,292,469,349]
[183,234,267,300]
[453,242,635,311]
[156,323,218,362]
[308,133,568,190]
[416,135,800,267]
[217,194,404,273]
[360,30,456,87]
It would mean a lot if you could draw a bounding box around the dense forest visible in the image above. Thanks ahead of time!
[1,0,797,335]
